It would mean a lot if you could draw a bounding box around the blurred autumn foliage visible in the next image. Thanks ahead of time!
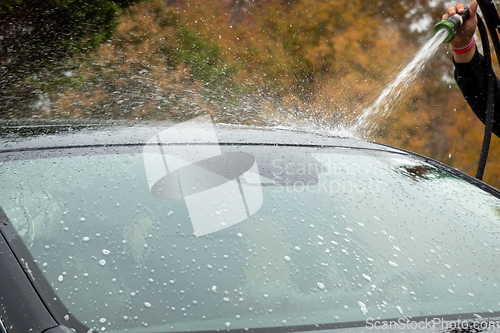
[1,0,500,188]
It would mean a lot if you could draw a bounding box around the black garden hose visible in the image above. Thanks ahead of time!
[474,13,494,180]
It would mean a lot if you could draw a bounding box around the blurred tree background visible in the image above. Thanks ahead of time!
[1,0,500,188]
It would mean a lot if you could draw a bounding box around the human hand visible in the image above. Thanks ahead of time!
[442,0,478,49]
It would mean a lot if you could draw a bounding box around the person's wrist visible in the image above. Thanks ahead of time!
[451,36,475,54]
[450,36,474,50]
[453,43,476,63]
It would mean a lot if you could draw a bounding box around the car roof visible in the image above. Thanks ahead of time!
[0,119,403,153]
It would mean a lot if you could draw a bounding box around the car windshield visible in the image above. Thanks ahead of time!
[1,142,500,333]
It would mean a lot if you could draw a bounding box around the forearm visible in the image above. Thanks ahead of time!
[454,49,500,136]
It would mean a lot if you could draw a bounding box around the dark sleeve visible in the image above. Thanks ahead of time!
[454,49,500,137]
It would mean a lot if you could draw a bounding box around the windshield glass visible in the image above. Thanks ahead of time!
[1,145,500,332]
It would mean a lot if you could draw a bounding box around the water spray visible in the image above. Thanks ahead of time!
[433,8,470,43]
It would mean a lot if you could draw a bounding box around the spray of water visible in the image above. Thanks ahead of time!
[347,29,450,139]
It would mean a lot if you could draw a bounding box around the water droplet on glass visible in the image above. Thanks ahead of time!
[58,275,64,282]
[362,274,371,282]
[100,318,106,323]
[144,302,152,308]
[358,301,368,315]
[388,261,398,267]
[317,282,325,290]
[99,259,106,266]
[83,237,90,242]
[102,249,110,256]
[284,256,291,262]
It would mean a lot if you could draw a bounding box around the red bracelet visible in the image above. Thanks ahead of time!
[452,36,475,54]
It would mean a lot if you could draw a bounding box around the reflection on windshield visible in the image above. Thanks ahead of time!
[0,146,500,332]
[396,164,452,182]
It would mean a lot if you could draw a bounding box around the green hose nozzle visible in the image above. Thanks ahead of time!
[434,8,470,43]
